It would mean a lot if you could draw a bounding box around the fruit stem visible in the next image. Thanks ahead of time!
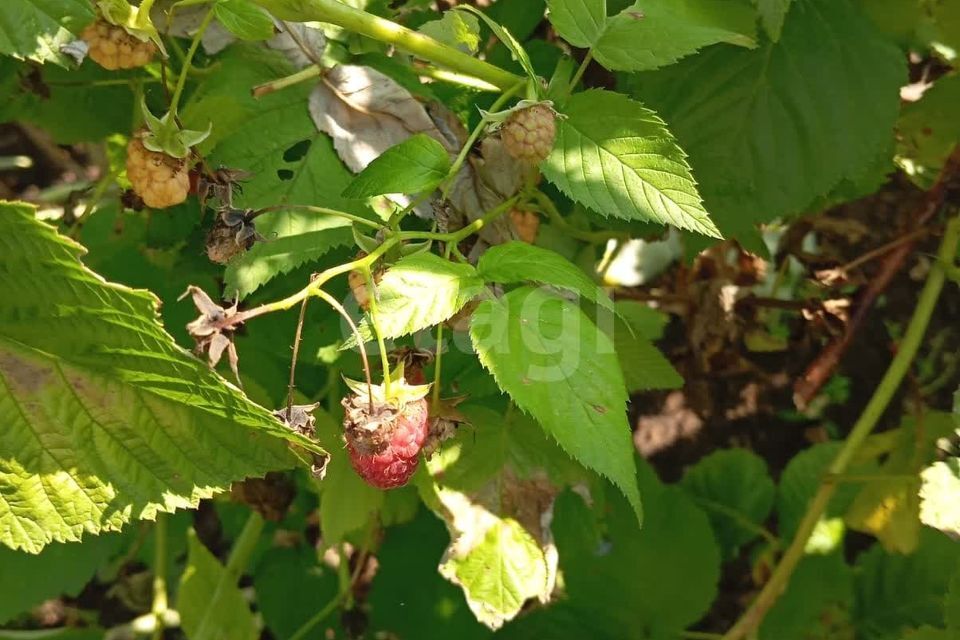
[362,266,393,398]
[150,514,168,640]
[400,194,521,244]
[252,0,522,90]
[531,190,630,243]
[313,288,376,411]
[168,4,216,118]
[286,290,311,421]
[431,241,455,407]
[721,212,960,640]
[569,50,594,93]
[439,80,525,202]
[252,64,322,98]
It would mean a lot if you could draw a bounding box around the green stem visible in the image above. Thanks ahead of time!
[568,50,593,93]
[400,195,520,244]
[721,213,960,640]
[225,511,264,581]
[252,64,322,98]
[431,241,455,406]
[253,0,522,90]
[691,497,780,549]
[415,65,501,92]
[169,5,216,117]
[363,266,393,397]
[439,81,525,201]
[151,515,168,640]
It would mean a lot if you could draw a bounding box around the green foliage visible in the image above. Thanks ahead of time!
[419,10,482,53]
[854,528,960,639]
[179,529,257,640]
[0,532,125,623]
[612,303,682,392]
[214,0,276,41]
[253,546,340,640]
[760,553,853,640]
[680,449,776,558]
[543,90,720,237]
[470,286,642,523]
[0,0,93,65]
[0,203,306,553]
[476,240,612,310]
[343,134,452,198]
[628,0,905,241]
[350,252,484,345]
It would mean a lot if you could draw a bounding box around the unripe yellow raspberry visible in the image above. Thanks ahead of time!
[82,19,156,70]
[125,131,189,209]
[501,104,557,164]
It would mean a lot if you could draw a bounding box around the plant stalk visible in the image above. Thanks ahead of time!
[252,0,522,90]
[721,213,960,640]
[151,514,168,640]
[169,5,216,117]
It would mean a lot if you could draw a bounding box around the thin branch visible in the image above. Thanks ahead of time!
[286,293,311,421]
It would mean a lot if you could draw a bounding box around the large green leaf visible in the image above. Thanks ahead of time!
[179,529,257,640]
[421,406,585,629]
[342,134,451,198]
[0,0,92,65]
[680,448,775,558]
[545,0,606,48]
[854,528,960,639]
[502,460,720,639]
[470,286,642,523]
[214,0,274,41]
[760,553,854,640]
[348,252,484,345]
[612,305,682,392]
[476,241,612,310]
[546,0,755,71]
[627,0,905,240]
[542,89,720,238]
[0,203,310,553]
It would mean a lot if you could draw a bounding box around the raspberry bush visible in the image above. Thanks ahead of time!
[1,0,960,639]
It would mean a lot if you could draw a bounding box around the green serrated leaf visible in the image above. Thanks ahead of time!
[594,0,757,72]
[178,529,257,640]
[628,0,905,239]
[547,0,754,71]
[418,10,481,53]
[342,134,451,199]
[760,553,854,640]
[545,0,606,48]
[542,89,720,238]
[0,0,93,66]
[854,528,960,639]
[469,286,642,524]
[347,252,484,347]
[0,532,125,623]
[477,241,612,310]
[214,0,275,41]
[0,203,307,553]
[223,214,353,300]
[681,449,775,558]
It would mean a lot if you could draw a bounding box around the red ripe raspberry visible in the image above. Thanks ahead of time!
[501,104,557,164]
[342,395,429,490]
[126,130,190,209]
[82,19,156,70]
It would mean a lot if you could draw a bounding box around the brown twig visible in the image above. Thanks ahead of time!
[793,146,960,408]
